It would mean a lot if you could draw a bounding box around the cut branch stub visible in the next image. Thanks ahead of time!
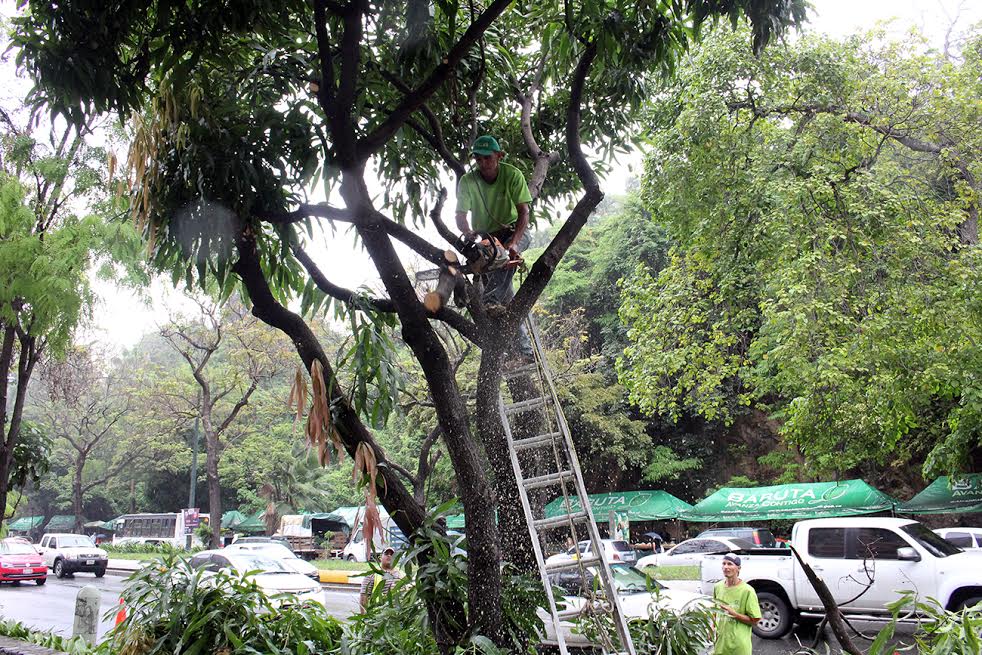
[306,359,344,466]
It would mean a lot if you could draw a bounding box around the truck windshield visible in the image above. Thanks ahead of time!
[900,523,962,557]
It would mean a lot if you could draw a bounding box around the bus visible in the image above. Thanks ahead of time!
[113,512,209,548]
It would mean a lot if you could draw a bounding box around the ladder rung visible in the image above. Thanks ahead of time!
[503,363,540,379]
[546,555,602,573]
[513,431,562,451]
[523,470,574,491]
[504,396,548,414]
[534,511,590,532]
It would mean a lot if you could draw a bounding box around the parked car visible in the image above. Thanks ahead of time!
[223,542,320,580]
[0,539,47,586]
[934,527,982,549]
[538,563,710,650]
[696,527,777,548]
[36,533,108,579]
[545,540,637,567]
[699,517,982,639]
[637,537,754,568]
[189,550,324,606]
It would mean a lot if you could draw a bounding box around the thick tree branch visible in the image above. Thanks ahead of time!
[511,42,601,320]
[358,0,515,158]
[256,203,353,225]
[292,244,397,312]
[379,69,466,177]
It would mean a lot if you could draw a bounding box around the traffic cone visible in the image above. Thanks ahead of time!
[114,598,127,626]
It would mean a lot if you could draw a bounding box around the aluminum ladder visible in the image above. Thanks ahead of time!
[497,316,636,655]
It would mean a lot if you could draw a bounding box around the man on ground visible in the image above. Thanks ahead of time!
[712,553,761,655]
[359,546,403,611]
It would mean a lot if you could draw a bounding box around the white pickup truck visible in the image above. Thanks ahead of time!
[699,517,982,639]
[37,533,109,578]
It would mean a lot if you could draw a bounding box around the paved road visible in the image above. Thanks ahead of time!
[754,620,918,655]
[0,573,360,640]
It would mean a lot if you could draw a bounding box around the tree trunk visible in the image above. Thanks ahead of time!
[73,456,85,532]
[354,218,505,643]
[204,431,222,549]
[475,350,537,573]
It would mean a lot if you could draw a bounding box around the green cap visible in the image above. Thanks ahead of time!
[471,135,502,156]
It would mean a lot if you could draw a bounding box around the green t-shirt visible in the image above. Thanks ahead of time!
[455,162,532,233]
[712,581,761,655]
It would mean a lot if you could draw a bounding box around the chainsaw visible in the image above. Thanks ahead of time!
[422,232,522,311]
[454,232,521,275]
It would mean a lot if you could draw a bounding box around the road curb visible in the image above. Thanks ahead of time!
[318,570,363,584]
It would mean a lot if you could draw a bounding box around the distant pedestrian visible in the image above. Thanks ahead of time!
[713,554,761,655]
[359,546,402,611]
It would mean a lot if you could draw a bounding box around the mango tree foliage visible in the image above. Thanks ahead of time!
[12,0,803,643]
[620,28,982,480]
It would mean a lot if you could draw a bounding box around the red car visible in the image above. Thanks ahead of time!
[0,539,47,585]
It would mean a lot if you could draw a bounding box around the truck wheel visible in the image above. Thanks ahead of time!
[35,578,46,586]
[346,554,356,562]
[753,592,792,639]
[95,569,106,578]
[54,559,66,579]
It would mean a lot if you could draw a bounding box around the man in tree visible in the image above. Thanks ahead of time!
[713,554,761,655]
[454,135,534,359]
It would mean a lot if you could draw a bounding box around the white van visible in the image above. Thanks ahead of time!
[341,509,408,562]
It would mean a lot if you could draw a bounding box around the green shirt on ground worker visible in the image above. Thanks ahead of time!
[713,581,761,655]
[455,162,532,233]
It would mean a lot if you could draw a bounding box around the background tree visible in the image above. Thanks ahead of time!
[33,346,140,531]
[0,103,143,526]
[159,297,289,547]
[619,27,982,491]
[13,0,803,644]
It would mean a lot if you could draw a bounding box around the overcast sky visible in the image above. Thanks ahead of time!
[4,0,975,351]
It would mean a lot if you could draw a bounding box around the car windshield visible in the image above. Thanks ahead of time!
[58,536,94,547]
[610,564,662,595]
[228,553,293,573]
[236,544,296,559]
[900,523,961,558]
[227,554,292,573]
[0,542,37,555]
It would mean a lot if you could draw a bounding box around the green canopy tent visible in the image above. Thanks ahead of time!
[6,516,43,533]
[898,474,982,514]
[543,490,693,521]
[681,479,897,522]
[221,511,266,533]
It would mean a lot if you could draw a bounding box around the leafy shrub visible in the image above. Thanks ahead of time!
[108,552,342,655]
[866,592,982,655]
[0,618,96,655]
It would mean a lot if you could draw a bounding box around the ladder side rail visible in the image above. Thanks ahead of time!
[526,317,637,655]
[497,395,572,655]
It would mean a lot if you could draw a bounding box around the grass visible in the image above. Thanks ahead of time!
[312,559,371,571]
[640,565,700,581]
[108,553,161,561]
